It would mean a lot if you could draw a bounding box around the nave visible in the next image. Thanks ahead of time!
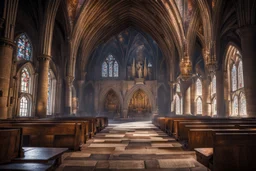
[57,121,207,171]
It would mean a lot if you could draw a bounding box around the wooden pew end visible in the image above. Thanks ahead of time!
[194,148,213,169]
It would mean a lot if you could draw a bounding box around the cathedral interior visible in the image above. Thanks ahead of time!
[0,0,256,170]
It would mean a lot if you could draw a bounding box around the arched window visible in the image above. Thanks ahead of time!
[16,33,32,61]
[231,64,237,91]
[196,97,202,115]
[212,97,217,116]
[196,79,202,96]
[102,54,119,78]
[19,96,29,117]
[19,66,33,117]
[21,68,30,93]
[175,95,181,115]
[227,46,246,117]
[47,70,56,115]
[239,93,247,116]
[211,75,216,96]
[176,83,181,93]
[238,61,244,89]
[114,61,118,77]
[232,96,239,116]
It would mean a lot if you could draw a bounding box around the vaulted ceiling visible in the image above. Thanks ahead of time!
[68,0,190,78]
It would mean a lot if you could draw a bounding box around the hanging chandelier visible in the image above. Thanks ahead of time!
[204,49,217,74]
[179,56,192,81]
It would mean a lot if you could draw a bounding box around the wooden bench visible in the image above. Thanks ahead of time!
[213,132,256,171]
[188,129,256,150]
[42,117,98,137]
[0,122,84,150]
[0,128,23,164]
[191,130,256,170]
[194,148,213,169]
[0,147,68,171]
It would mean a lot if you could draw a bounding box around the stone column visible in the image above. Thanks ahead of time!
[239,26,256,117]
[216,70,225,117]
[0,38,15,119]
[65,76,74,115]
[36,55,50,118]
[184,87,191,115]
[77,80,84,114]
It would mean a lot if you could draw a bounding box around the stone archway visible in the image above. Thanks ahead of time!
[99,88,123,118]
[123,85,156,118]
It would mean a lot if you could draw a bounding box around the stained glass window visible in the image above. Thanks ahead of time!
[212,97,217,116]
[176,84,181,93]
[16,34,32,61]
[211,75,216,96]
[19,96,28,117]
[114,61,118,77]
[232,96,239,116]
[240,93,247,116]
[231,64,237,91]
[102,55,118,78]
[196,79,202,96]
[102,62,108,77]
[175,95,181,115]
[196,97,202,114]
[21,68,30,93]
[238,61,244,89]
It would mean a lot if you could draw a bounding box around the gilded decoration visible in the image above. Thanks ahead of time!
[104,90,119,112]
[128,89,151,117]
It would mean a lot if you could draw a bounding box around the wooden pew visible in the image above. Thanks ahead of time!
[43,117,99,137]
[0,122,83,150]
[190,129,256,170]
[213,132,256,171]
[0,128,23,164]
[0,128,68,171]
[188,129,256,150]
[173,119,256,140]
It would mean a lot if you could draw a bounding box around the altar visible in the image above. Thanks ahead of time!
[128,89,151,118]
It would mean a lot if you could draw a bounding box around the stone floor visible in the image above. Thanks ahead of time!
[57,121,208,171]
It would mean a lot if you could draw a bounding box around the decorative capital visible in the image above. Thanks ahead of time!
[65,75,74,86]
[179,56,192,81]
[37,54,51,61]
[0,38,15,48]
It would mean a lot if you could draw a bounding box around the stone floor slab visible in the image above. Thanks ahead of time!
[108,160,145,169]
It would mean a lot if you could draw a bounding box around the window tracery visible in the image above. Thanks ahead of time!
[16,34,32,61]
[102,55,119,78]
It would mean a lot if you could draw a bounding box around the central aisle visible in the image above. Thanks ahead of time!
[57,121,207,171]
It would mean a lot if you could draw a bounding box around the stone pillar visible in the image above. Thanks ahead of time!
[122,109,128,118]
[77,80,84,114]
[239,26,256,117]
[216,70,225,117]
[36,55,50,118]
[65,76,74,115]
[184,87,191,115]
[0,38,15,119]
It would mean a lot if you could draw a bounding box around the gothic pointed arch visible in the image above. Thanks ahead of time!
[225,45,246,117]
[16,63,35,117]
[47,69,56,116]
